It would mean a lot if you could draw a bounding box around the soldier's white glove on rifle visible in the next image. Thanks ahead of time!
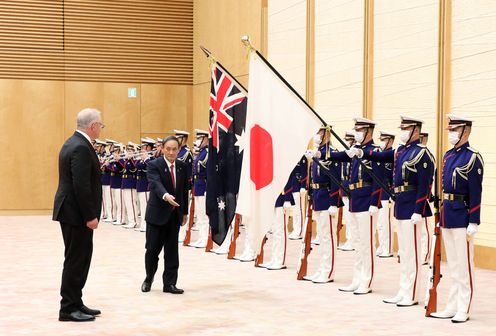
[345,149,356,158]
[410,213,422,224]
[467,223,478,236]
[368,205,378,215]
[353,147,364,158]
[304,149,316,159]
[328,205,338,216]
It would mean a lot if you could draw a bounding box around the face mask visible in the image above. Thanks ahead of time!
[193,139,201,147]
[354,131,364,144]
[379,141,387,150]
[448,131,460,145]
[399,130,411,144]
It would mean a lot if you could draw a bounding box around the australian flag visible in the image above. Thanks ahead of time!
[206,62,247,245]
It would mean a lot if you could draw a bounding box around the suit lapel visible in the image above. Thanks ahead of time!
[161,156,174,193]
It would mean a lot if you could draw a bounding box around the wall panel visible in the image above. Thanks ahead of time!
[452,0,496,248]
[0,80,64,210]
[314,0,364,141]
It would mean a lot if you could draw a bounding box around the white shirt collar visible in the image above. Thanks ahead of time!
[76,130,92,144]
[164,156,175,168]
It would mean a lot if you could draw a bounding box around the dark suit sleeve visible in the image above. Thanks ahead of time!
[71,145,97,222]
[147,160,168,200]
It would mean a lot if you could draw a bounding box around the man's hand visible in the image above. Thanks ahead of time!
[182,215,188,226]
[163,193,180,207]
[86,218,99,230]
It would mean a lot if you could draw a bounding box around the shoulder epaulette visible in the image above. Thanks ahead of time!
[467,146,479,154]
[417,143,427,148]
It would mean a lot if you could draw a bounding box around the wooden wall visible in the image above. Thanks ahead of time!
[192,0,263,130]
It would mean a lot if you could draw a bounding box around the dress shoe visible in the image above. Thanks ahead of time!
[258,261,272,269]
[396,299,418,307]
[337,241,354,251]
[80,305,101,316]
[141,279,153,292]
[288,232,302,240]
[379,252,394,258]
[353,287,372,295]
[430,309,456,319]
[267,263,287,270]
[163,285,184,294]
[213,246,229,255]
[338,283,359,292]
[312,273,333,284]
[311,236,321,245]
[122,223,136,229]
[236,252,256,262]
[451,312,469,323]
[59,310,95,322]
[383,294,403,304]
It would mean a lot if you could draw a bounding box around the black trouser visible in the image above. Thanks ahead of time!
[145,215,180,286]
[59,223,93,313]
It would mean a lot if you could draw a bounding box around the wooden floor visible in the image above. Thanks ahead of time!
[0,215,495,335]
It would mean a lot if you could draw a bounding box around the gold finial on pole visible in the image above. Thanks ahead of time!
[241,35,256,57]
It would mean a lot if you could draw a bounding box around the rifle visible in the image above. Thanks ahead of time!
[227,214,241,259]
[182,187,195,246]
[254,235,268,267]
[205,226,214,252]
[297,195,313,280]
[425,169,442,316]
[336,189,344,245]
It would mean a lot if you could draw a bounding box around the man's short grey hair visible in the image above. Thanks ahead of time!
[77,108,102,129]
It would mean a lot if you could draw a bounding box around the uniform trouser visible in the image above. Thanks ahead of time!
[111,188,124,223]
[193,195,209,243]
[59,222,93,313]
[315,210,337,279]
[377,200,393,254]
[137,191,149,228]
[122,188,138,226]
[396,219,422,301]
[342,197,353,243]
[442,228,474,314]
[350,211,377,289]
[421,217,433,263]
[291,192,303,236]
[269,207,288,265]
[102,185,113,220]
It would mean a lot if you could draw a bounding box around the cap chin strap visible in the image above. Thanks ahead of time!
[406,125,416,144]
[454,125,466,147]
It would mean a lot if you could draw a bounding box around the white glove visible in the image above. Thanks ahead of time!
[283,201,292,209]
[368,205,378,214]
[313,134,322,146]
[345,149,356,158]
[467,223,478,236]
[299,187,306,193]
[411,213,422,224]
[353,148,364,158]
[304,149,316,159]
[328,206,338,216]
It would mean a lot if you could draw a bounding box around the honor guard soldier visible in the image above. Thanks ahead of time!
[376,131,395,258]
[259,178,295,270]
[303,126,343,283]
[174,130,194,242]
[122,142,139,229]
[419,132,434,264]
[102,139,117,222]
[338,131,356,251]
[135,138,156,232]
[109,143,125,225]
[189,129,210,248]
[354,116,435,306]
[155,138,163,158]
[288,155,308,240]
[430,115,483,323]
[331,118,383,295]
[94,139,109,220]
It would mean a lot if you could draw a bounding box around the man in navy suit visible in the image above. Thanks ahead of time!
[53,108,104,322]
[141,136,189,294]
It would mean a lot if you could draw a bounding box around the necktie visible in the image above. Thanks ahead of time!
[170,163,175,190]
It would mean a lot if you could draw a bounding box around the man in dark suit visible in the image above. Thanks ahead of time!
[142,136,189,294]
[53,108,104,322]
